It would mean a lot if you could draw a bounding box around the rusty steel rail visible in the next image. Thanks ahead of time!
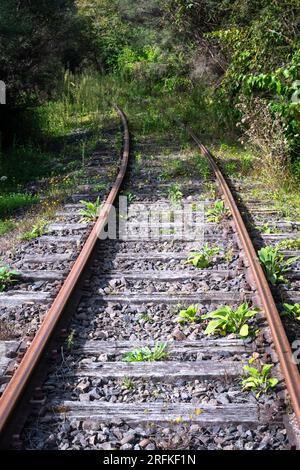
[0,106,130,435]
[190,130,300,427]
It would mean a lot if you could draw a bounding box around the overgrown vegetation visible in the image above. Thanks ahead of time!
[176,304,200,325]
[20,219,49,241]
[201,303,259,338]
[206,201,230,223]
[281,303,300,322]
[164,0,300,185]
[123,342,168,362]
[0,1,299,242]
[241,356,278,398]
[186,243,220,269]
[0,265,19,291]
[0,193,39,218]
[277,238,300,251]
[168,184,183,205]
[0,220,16,236]
[258,246,299,285]
[79,197,101,223]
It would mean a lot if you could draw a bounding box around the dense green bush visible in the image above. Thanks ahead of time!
[163,0,300,179]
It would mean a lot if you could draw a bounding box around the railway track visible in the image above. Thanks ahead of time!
[0,108,300,450]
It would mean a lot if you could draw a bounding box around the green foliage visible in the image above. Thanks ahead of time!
[20,219,48,241]
[93,182,107,193]
[139,312,155,323]
[223,161,238,176]
[224,248,233,264]
[0,0,85,107]
[160,159,188,180]
[168,184,183,205]
[258,246,299,285]
[162,76,192,93]
[194,156,211,180]
[43,71,105,137]
[242,361,278,398]
[201,303,259,338]
[206,200,230,223]
[124,192,136,204]
[77,0,132,71]
[79,197,101,223]
[0,265,20,292]
[0,220,15,236]
[66,329,76,350]
[0,144,52,185]
[116,45,161,78]
[281,303,300,322]
[122,377,135,390]
[276,238,300,251]
[218,4,299,161]
[123,343,168,362]
[186,243,220,268]
[165,0,300,173]
[176,304,199,325]
[0,193,39,218]
[256,223,280,235]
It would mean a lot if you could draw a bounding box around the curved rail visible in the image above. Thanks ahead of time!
[189,130,300,427]
[0,106,130,435]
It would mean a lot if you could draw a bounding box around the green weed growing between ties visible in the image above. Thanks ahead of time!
[20,219,49,241]
[168,184,183,205]
[206,201,230,223]
[241,355,278,398]
[258,246,299,285]
[201,303,259,338]
[281,303,300,321]
[123,343,168,363]
[79,197,101,223]
[176,304,199,325]
[0,265,20,292]
[186,243,220,269]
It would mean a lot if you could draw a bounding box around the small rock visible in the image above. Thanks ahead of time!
[70,419,81,430]
[98,442,113,450]
[46,434,56,444]
[97,354,108,362]
[190,425,199,433]
[97,432,106,443]
[79,393,91,401]
[60,422,71,434]
[145,443,156,450]
[76,380,90,393]
[244,442,254,450]
[120,433,135,445]
[120,443,133,450]
[257,434,270,450]
[89,435,97,446]
[60,443,69,450]
[82,419,101,432]
[105,306,115,315]
[139,438,150,448]
[217,394,230,405]
[109,279,119,288]
[171,327,186,341]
